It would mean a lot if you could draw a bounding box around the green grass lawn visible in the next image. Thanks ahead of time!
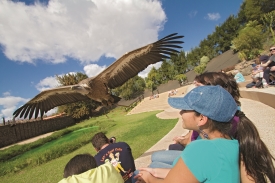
[0,107,177,183]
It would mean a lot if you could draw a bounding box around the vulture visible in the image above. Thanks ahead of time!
[13,33,184,119]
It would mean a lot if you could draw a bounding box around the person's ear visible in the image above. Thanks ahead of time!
[197,115,208,126]
[94,147,99,152]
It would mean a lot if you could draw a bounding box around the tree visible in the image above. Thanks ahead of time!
[174,74,187,86]
[112,75,145,100]
[158,59,175,83]
[186,47,201,67]
[237,2,248,26]
[194,55,209,74]
[232,20,264,60]
[200,56,210,65]
[194,64,206,74]
[199,35,217,60]
[261,10,275,44]
[145,67,160,93]
[260,0,275,14]
[170,51,188,75]
[243,0,262,21]
[56,72,99,120]
[214,15,240,54]
[56,72,87,86]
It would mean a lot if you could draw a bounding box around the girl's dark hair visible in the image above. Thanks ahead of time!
[234,111,275,182]
[194,72,241,106]
[63,154,97,178]
[194,111,232,139]
[195,109,275,182]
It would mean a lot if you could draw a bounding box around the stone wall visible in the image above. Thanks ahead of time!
[0,116,75,148]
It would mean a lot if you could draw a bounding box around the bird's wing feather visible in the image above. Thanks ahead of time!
[13,85,90,119]
[94,33,184,89]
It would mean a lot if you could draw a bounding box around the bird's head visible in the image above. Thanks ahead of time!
[71,85,89,95]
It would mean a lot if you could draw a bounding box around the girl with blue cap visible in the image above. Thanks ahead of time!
[135,85,275,183]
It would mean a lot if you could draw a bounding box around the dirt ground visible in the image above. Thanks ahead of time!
[0,132,54,150]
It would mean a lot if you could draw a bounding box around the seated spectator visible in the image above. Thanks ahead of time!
[135,86,275,183]
[246,59,265,88]
[91,132,136,183]
[152,72,241,165]
[254,77,263,88]
[59,153,124,183]
[154,94,159,98]
[233,69,245,83]
[261,47,275,84]
[251,59,264,79]
[257,55,270,84]
[168,90,172,97]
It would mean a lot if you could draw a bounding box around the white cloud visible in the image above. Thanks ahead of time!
[3,92,11,97]
[138,62,162,78]
[189,11,197,18]
[0,95,29,108]
[205,13,221,21]
[35,76,60,91]
[0,95,29,120]
[0,0,166,64]
[83,64,107,77]
[45,107,58,116]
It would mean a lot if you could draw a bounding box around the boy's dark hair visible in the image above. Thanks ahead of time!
[63,154,97,178]
[91,132,109,150]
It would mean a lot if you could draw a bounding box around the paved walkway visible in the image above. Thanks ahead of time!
[131,84,275,169]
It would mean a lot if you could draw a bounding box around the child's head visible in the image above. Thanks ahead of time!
[63,154,97,178]
[194,72,240,106]
[168,85,237,123]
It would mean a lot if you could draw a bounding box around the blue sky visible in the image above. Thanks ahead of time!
[0,0,243,120]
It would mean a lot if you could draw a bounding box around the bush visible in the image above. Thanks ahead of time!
[0,123,101,176]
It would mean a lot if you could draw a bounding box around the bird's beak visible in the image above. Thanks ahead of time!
[71,86,81,90]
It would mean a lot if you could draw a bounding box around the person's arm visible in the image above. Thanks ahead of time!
[138,158,199,183]
[261,60,271,67]
[177,130,192,146]
[138,167,170,179]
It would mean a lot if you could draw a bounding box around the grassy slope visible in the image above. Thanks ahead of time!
[1,108,177,183]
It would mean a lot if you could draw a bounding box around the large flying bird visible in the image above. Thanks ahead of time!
[13,33,184,119]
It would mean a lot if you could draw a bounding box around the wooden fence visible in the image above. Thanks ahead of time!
[0,116,75,148]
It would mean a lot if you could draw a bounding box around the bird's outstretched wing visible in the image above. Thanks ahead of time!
[94,33,184,89]
[13,85,90,119]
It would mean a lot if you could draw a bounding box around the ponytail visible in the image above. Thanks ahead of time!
[234,111,275,182]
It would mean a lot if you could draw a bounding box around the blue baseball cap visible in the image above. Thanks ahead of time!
[168,85,237,122]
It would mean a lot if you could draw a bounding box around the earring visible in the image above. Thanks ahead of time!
[198,127,209,139]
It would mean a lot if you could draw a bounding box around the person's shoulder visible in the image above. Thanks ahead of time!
[187,139,213,149]
[116,141,130,147]
[187,139,222,150]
